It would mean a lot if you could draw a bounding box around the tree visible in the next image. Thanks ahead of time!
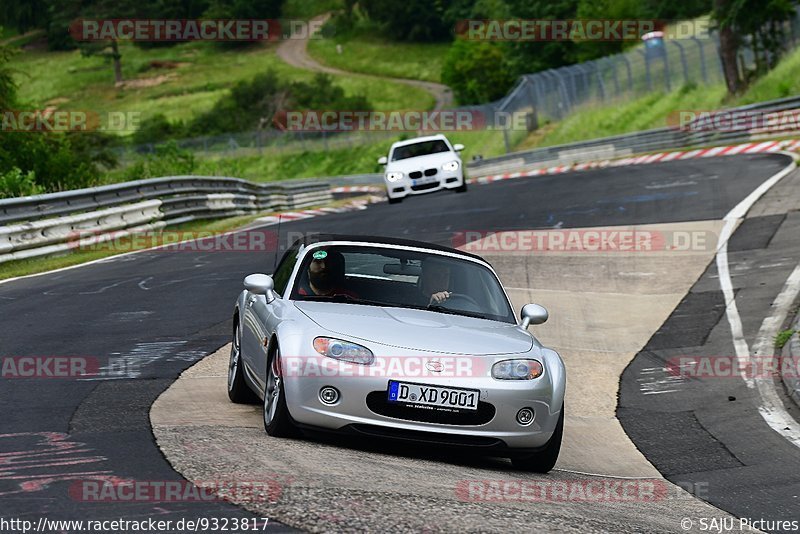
[0,0,49,33]
[442,38,515,104]
[714,0,744,94]
[713,0,796,94]
[0,31,17,110]
[360,0,453,41]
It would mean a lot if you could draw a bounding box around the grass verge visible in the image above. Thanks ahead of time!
[161,127,519,182]
[307,36,449,83]
[776,329,797,350]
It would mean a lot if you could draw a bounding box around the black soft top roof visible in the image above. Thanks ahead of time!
[290,233,487,264]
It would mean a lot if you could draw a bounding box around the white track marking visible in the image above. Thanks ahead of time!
[715,156,800,448]
[750,264,800,446]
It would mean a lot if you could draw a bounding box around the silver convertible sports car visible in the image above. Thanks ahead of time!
[228,234,566,472]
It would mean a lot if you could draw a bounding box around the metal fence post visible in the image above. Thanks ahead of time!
[662,45,671,92]
[619,55,633,92]
[672,40,690,85]
[637,50,653,92]
[604,57,620,96]
[691,37,708,83]
[593,61,606,101]
[554,70,573,115]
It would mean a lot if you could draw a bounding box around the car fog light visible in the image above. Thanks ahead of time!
[516,407,534,426]
[319,387,340,405]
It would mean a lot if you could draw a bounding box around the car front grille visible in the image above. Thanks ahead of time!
[409,168,438,179]
[366,391,495,425]
[410,181,439,191]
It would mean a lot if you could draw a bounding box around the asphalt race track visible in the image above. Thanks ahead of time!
[0,153,796,532]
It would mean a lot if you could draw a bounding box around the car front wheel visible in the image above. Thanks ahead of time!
[263,347,297,437]
[228,320,258,404]
[510,405,563,473]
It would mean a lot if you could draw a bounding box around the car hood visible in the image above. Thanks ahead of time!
[294,302,532,355]
[386,152,460,173]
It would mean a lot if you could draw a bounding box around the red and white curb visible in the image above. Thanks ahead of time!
[331,185,384,194]
[253,196,383,226]
[473,138,800,184]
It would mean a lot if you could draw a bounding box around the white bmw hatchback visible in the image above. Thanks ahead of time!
[378,134,467,203]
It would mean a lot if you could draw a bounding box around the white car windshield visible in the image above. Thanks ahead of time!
[391,140,451,161]
[291,245,515,323]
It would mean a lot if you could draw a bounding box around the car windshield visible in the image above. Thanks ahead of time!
[290,245,515,323]
[391,140,450,161]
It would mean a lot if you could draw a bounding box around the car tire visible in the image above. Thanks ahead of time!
[387,194,402,204]
[227,320,258,404]
[455,180,468,193]
[510,405,563,473]
[263,347,297,437]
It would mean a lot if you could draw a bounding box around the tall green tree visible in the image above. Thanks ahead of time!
[359,0,453,41]
[442,39,515,104]
[0,29,17,110]
[713,0,796,94]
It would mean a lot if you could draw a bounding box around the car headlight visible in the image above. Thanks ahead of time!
[313,337,374,365]
[441,160,460,171]
[492,359,543,380]
[385,171,404,182]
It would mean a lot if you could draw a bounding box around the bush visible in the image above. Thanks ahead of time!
[442,39,516,105]
[133,114,186,145]
[0,167,43,199]
[123,142,196,181]
[0,132,117,193]
[127,70,372,144]
[289,73,370,111]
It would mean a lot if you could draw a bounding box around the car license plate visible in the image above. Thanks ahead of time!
[387,380,479,411]
[413,177,435,185]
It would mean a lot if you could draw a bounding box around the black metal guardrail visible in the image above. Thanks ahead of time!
[0,177,332,264]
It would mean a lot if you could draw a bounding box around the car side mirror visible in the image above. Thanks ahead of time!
[244,274,276,303]
[520,303,548,329]
[453,143,465,152]
[378,156,388,165]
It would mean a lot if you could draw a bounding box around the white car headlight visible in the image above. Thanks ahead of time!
[313,337,374,365]
[385,171,404,182]
[492,359,543,380]
[441,160,460,171]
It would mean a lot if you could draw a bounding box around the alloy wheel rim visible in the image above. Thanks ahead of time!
[264,351,281,425]
[228,324,241,392]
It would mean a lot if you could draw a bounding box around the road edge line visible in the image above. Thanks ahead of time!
[715,153,800,448]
